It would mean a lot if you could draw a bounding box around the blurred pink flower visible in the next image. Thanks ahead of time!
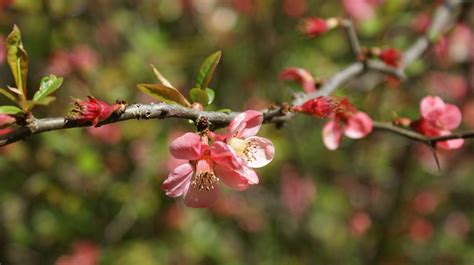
[0,0,14,15]
[462,100,474,129]
[279,67,316,93]
[280,166,316,219]
[412,12,431,34]
[342,0,382,22]
[444,211,470,239]
[410,96,463,149]
[55,241,99,265]
[283,0,307,17]
[231,0,255,14]
[349,211,372,236]
[433,36,450,67]
[412,189,438,215]
[425,72,467,101]
[71,96,122,126]
[408,217,433,243]
[86,123,122,144]
[70,45,99,73]
[0,35,5,65]
[448,23,473,63]
[46,50,74,76]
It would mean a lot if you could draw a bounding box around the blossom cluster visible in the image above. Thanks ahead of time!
[162,110,275,208]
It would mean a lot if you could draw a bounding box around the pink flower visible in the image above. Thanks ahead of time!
[279,67,316,93]
[300,17,329,37]
[71,96,123,126]
[448,23,473,63]
[70,45,99,72]
[280,166,316,219]
[219,110,275,169]
[410,96,463,149]
[378,48,402,67]
[86,123,122,144]
[322,99,372,150]
[283,0,307,18]
[412,12,430,34]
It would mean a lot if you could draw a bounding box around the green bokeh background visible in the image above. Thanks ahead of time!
[0,0,473,264]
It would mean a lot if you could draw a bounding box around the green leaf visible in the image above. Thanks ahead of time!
[6,25,29,96]
[0,88,16,102]
[137,84,191,107]
[27,97,56,108]
[150,64,174,88]
[33,75,63,102]
[195,51,221,89]
[189,87,209,106]
[0,105,23,115]
[205,88,215,104]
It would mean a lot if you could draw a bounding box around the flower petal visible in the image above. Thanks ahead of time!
[279,67,316,93]
[169,132,203,160]
[420,96,445,119]
[439,104,462,130]
[437,131,464,150]
[228,110,263,138]
[210,141,244,170]
[344,111,373,139]
[241,136,274,168]
[322,120,343,150]
[161,163,193,198]
[214,165,249,191]
[184,183,219,208]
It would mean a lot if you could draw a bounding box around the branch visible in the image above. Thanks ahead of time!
[0,0,464,148]
[0,103,291,147]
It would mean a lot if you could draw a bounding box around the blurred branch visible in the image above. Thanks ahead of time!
[340,18,362,57]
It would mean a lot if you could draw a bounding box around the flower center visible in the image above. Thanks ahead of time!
[191,158,219,191]
[228,137,258,163]
[192,171,219,191]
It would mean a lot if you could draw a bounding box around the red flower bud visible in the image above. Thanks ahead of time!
[292,96,334,118]
[71,96,122,126]
[301,17,328,37]
[378,48,402,67]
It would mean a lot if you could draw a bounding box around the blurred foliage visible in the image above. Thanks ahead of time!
[0,0,473,264]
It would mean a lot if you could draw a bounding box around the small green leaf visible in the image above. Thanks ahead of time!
[150,64,174,88]
[33,75,63,102]
[189,87,209,106]
[0,105,23,115]
[205,88,215,105]
[137,84,191,107]
[6,25,29,96]
[195,51,221,89]
[0,88,16,102]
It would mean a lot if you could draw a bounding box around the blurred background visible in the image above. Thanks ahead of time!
[0,0,473,264]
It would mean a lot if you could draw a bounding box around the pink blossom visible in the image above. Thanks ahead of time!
[279,67,316,93]
[444,211,470,239]
[322,98,373,150]
[411,96,463,149]
[408,217,433,243]
[349,211,372,236]
[86,123,122,144]
[220,110,275,169]
[425,72,467,101]
[46,50,74,76]
[292,96,334,117]
[70,45,99,72]
[412,12,431,34]
[342,0,381,22]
